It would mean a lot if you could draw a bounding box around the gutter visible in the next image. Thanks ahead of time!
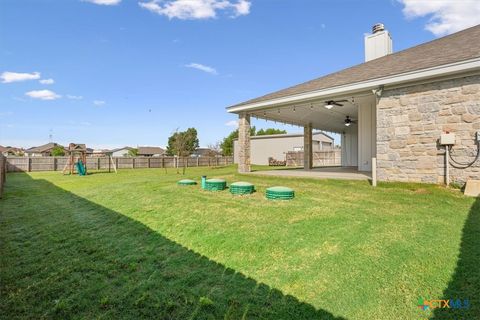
[227,57,480,113]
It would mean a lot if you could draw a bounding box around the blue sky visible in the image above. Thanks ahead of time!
[1,0,479,149]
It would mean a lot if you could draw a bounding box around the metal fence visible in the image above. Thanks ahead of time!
[0,154,5,198]
[5,156,234,173]
[286,150,341,167]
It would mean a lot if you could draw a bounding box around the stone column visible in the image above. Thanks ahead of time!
[238,112,251,173]
[304,123,313,170]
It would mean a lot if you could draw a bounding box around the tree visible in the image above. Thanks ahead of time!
[206,142,222,167]
[166,128,199,157]
[51,146,65,156]
[128,148,138,157]
[256,128,287,136]
[166,128,199,174]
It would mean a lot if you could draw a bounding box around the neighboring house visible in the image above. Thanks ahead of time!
[191,148,221,157]
[137,146,165,157]
[25,143,65,157]
[228,23,480,185]
[0,146,24,156]
[233,132,334,165]
[108,147,134,157]
[87,149,109,157]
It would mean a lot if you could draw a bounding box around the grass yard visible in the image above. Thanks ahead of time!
[0,166,478,319]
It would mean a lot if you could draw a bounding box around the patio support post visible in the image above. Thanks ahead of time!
[304,123,313,170]
[238,112,251,173]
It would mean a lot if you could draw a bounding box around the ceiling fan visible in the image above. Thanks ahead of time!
[344,115,357,127]
[324,99,349,109]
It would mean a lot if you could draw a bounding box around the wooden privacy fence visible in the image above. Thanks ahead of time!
[5,156,234,173]
[0,154,6,198]
[286,150,341,167]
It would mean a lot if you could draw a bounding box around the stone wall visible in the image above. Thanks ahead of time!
[377,74,480,185]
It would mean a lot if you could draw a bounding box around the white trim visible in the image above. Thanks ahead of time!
[227,57,480,113]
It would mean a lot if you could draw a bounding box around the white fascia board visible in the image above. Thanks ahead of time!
[227,57,480,113]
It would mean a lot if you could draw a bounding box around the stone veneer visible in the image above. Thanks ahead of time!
[238,112,251,173]
[303,123,313,170]
[377,74,480,185]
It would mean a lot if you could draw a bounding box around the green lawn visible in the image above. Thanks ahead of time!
[0,166,478,319]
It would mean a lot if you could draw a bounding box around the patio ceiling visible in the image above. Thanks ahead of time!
[248,93,374,133]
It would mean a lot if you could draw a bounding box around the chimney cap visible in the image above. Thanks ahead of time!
[372,23,385,34]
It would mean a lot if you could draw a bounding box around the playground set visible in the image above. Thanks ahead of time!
[62,143,117,175]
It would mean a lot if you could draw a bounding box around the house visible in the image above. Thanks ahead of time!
[233,132,334,165]
[228,23,480,185]
[137,146,165,157]
[191,148,221,157]
[108,147,134,157]
[0,146,24,156]
[25,143,66,157]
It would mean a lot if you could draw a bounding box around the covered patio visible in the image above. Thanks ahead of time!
[228,90,378,178]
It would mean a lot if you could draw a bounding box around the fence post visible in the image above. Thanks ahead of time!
[148,158,151,168]
[27,157,31,172]
[197,157,199,167]
[162,157,165,168]
[116,157,118,170]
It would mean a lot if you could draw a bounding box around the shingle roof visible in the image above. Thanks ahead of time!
[25,143,62,153]
[138,146,165,155]
[193,148,221,156]
[231,24,480,108]
[109,146,133,153]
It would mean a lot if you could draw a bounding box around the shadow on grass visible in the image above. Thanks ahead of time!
[0,173,344,319]
[432,196,480,319]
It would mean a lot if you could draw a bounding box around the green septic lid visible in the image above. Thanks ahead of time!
[266,186,294,193]
[230,181,254,187]
[206,179,226,183]
[178,179,197,185]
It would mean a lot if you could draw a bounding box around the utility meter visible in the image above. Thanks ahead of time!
[440,133,455,145]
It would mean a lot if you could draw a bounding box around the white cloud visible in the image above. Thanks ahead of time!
[93,100,106,106]
[185,62,218,75]
[25,90,61,100]
[231,0,250,17]
[83,0,121,5]
[67,94,83,100]
[138,0,251,20]
[1,71,40,83]
[399,0,480,36]
[225,120,238,127]
[39,78,55,85]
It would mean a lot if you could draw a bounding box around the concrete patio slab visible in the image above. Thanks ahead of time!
[248,166,371,181]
